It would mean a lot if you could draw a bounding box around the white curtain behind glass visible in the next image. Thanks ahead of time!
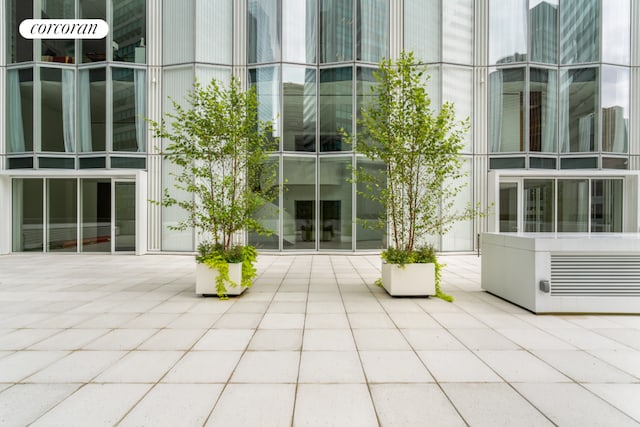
[78,71,93,152]
[62,69,75,152]
[559,72,570,152]
[578,113,593,152]
[542,71,557,152]
[134,69,146,152]
[12,180,23,251]
[7,70,26,153]
[358,0,388,63]
[321,0,352,62]
[489,71,503,152]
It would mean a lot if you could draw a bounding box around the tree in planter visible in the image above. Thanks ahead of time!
[350,51,481,300]
[148,77,278,298]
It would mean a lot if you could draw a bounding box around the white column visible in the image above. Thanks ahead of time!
[136,171,148,255]
[0,176,11,254]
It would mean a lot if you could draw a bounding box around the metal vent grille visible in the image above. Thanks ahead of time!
[550,254,640,297]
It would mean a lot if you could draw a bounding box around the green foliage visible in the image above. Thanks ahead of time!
[347,51,482,253]
[197,243,258,299]
[147,77,278,251]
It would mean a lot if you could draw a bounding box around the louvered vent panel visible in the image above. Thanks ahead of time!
[550,255,640,296]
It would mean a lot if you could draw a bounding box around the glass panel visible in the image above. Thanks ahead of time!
[115,182,136,251]
[530,68,557,152]
[560,0,599,64]
[523,179,555,232]
[79,68,106,152]
[560,157,598,169]
[489,68,525,152]
[248,0,280,64]
[283,157,316,250]
[499,182,518,232]
[283,67,316,152]
[355,158,386,249]
[591,179,622,232]
[489,157,526,169]
[319,157,352,250]
[249,156,280,250]
[320,0,353,63]
[404,0,440,63]
[442,66,473,151]
[12,179,43,252]
[110,157,146,168]
[320,67,353,152]
[443,0,473,64]
[529,0,558,64]
[81,179,111,252]
[48,179,78,252]
[80,0,107,63]
[112,0,146,63]
[7,157,34,169]
[283,0,317,63]
[41,68,75,153]
[442,157,473,251]
[249,67,281,143]
[529,157,557,169]
[7,0,33,63]
[489,0,527,64]
[602,157,628,169]
[112,68,146,152]
[41,0,75,64]
[560,68,597,153]
[79,157,107,169]
[39,157,75,169]
[601,66,629,153]
[558,179,589,232]
[602,0,630,65]
[357,0,388,63]
[6,69,34,153]
[356,67,377,141]
[196,0,232,64]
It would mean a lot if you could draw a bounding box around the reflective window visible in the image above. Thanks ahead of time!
[81,179,112,252]
[529,0,558,64]
[489,68,525,152]
[80,0,107,63]
[558,179,589,231]
[248,0,280,64]
[115,181,136,251]
[249,66,281,143]
[529,68,557,152]
[41,68,76,153]
[48,179,78,252]
[112,0,146,63]
[602,0,630,64]
[41,0,75,64]
[320,67,353,152]
[12,179,43,252]
[357,0,388,63]
[320,157,353,250]
[489,0,527,64]
[560,0,599,64]
[499,182,518,232]
[196,0,233,65]
[6,69,34,153]
[560,68,598,153]
[249,156,280,250]
[112,68,146,152]
[601,66,629,153]
[79,68,107,152]
[321,0,353,63]
[524,179,555,232]
[356,67,377,141]
[283,157,316,250]
[442,66,473,151]
[7,0,33,63]
[283,67,316,152]
[591,179,622,232]
[404,0,440,63]
[283,0,317,64]
[356,158,386,249]
[443,0,473,65]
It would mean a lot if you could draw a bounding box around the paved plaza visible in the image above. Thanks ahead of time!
[0,253,639,426]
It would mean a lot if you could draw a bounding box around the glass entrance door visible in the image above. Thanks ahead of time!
[499,182,519,232]
[81,179,112,252]
[114,181,136,252]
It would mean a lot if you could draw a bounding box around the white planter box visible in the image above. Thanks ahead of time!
[195,261,247,297]
[381,261,436,296]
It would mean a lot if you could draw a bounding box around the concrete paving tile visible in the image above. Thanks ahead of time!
[267,302,307,313]
[30,383,152,427]
[304,313,350,329]
[293,384,378,427]
[231,351,300,383]
[162,351,242,383]
[193,329,254,350]
[28,313,92,329]
[475,350,570,382]
[206,384,295,427]
[442,383,552,427]
[371,384,465,427]
[343,301,385,313]
[592,328,640,350]
[353,329,411,350]
[585,384,640,423]
[166,313,221,329]
[299,351,365,383]
[449,328,521,350]
[120,384,223,427]
[94,351,183,383]
[387,312,440,329]
[271,293,308,303]
[360,351,434,383]
[430,312,488,329]
[0,313,54,329]
[213,313,262,329]
[547,327,633,350]
[0,384,80,427]
[0,351,69,382]
[533,350,636,383]
[306,301,346,314]
[187,300,234,314]
[497,328,577,350]
[83,329,157,350]
[120,313,179,329]
[149,301,197,313]
[259,313,305,329]
[226,301,271,314]
[514,383,639,427]
[303,329,356,351]
[248,329,303,351]
[417,351,502,383]
[0,329,61,350]
[139,329,205,350]
[401,328,466,350]
[348,313,396,329]
[29,329,109,350]
[589,350,640,378]
[26,351,127,383]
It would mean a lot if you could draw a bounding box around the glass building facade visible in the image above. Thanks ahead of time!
[1,0,639,254]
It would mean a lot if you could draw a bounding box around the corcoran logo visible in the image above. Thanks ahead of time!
[19,19,109,39]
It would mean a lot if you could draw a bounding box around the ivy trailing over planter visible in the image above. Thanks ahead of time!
[197,243,258,299]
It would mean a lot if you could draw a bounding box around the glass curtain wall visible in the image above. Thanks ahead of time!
[12,179,44,252]
[6,69,34,153]
[489,68,525,152]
